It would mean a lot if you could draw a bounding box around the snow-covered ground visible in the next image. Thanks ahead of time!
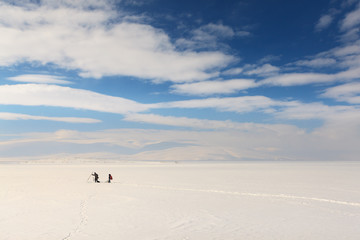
[1,161,360,240]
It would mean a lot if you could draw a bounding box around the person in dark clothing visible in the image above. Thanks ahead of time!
[108,174,113,183]
[92,172,100,183]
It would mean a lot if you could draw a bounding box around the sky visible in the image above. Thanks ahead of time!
[0,0,360,162]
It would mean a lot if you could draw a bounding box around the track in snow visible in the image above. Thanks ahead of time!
[62,198,89,240]
[122,183,360,208]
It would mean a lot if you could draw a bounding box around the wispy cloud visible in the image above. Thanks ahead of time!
[124,113,242,130]
[258,55,281,64]
[7,74,72,84]
[321,82,360,104]
[315,14,334,31]
[222,67,243,76]
[124,113,302,132]
[171,79,257,96]
[340,2,360,42]
[261,66,360,86]
[283,40,360,83]
[0,112,100,123]
[244,64,280,77]
[277,3,360,87]
[194,23,238,39]
[261,73,334,86]
[293,58,337,68]
[157,96,296,114]
[341,2,360,31]
[275,102,359,122]
[327,41,360,68]
[0,84,151,114]
[156,96,360,126]
[175,23,250,51]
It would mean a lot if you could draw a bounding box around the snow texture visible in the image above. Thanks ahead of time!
[0,161,360,240]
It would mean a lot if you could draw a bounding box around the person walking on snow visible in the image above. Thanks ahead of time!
[92,172,100,183]
[108,174,113,183]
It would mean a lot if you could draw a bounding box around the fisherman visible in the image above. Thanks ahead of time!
[92,172,100,183]
[108,174,113,183]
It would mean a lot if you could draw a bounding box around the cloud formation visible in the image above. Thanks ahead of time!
[0,0,360,162]
[315,14,333,31]
[123,113,308,135]
[158,96,296,114]
[244,64,280,77]
[275,102,359,122]
[0,84,150,114]
[293,58,337,68]
[261,67,360,87]
[7,74,71,84]
[222,67,243,76]
[341,2,360,31]
[0,1,233,82]
[321,82,360,104]
[124,113,242,130]
[2,123,359,162]
[1,82,358,130]
[171,79,257,96]
[175,23,250,51]
[0,112,100,123]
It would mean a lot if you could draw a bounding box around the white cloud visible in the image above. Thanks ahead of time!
[124,113,240,130]
[194,23,237,40]
[315,41,360,69]
[275,101,360,123]
[339,3,360,42]
[2,117,360,161]
[276,103,332,120]
[222,67,243,76]
[0,112,100,123]
[122,0,152,7]
[156,96,360,128]
[157,96,295,114]
[0,1,233,82]
[7,74,71,84]
[244,64,280,77]
[171,79,257,96]
[321,82,360,104]
[293,58,337,68]
[341,27,360,42]
[330,41,360,57]
[261,67,360,87]
[341,3,360,31]
[2,83,358,129]
[341,0,358,8]
[175,23,249,51]
[0,84,151,114]
[262,73,334,86]
[336,66,360,79]
[189,23,249,43]
[236,30,251,37]
[124,113,302,133]
[315,14,333,31]
[258,55,281,64]
[0,84,293,118]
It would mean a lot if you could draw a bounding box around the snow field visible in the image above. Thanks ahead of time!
[0,161,360,240]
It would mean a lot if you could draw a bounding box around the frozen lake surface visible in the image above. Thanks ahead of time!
[1,161,360,239]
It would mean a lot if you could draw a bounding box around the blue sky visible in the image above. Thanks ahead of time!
[0,0,359,162]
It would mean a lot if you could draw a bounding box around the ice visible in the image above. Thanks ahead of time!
[1,161,360,240]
